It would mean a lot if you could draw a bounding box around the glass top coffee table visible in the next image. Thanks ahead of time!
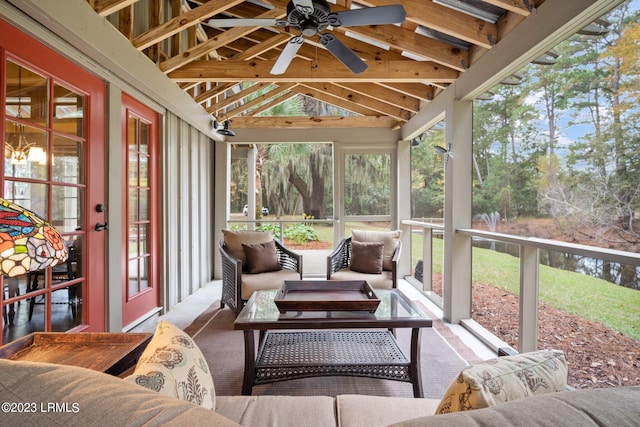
[234,286,432,397]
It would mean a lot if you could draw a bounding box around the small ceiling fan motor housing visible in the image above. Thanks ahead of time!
[287,0,331,36]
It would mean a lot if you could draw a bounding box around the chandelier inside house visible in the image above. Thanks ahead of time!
[4,66,46,166]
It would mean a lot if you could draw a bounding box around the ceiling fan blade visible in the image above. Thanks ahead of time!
[319,33,367,75]
[270,36,304,75]
[331,5,407,28]
[206,18,285,28]
[292,0,315,15]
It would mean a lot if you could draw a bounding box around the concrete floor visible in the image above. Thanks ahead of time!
[132,278,496,362]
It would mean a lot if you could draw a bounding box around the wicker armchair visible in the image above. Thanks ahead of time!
[327,235,401,289]
[219,236,302,316]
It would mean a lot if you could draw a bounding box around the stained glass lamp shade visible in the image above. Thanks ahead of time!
[0,198,68,277]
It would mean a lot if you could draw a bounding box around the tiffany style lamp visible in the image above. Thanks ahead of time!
[0,198,68,277]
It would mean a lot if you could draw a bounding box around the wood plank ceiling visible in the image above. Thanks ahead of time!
[86,0,544,130]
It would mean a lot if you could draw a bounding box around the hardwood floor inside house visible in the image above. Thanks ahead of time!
[2,278,80,344]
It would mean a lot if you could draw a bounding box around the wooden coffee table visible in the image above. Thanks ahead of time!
[234,286,432,397]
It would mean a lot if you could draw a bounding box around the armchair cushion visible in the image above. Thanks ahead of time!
[435,349,568,414]
[242,241,281,274]
[350,240,384,274]
[222,230,273,268]
[351,230,401,271]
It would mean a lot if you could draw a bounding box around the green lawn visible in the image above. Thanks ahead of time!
[409,233,640,341]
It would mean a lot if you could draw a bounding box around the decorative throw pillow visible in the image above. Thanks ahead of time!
[350,240,384,274]
[222,229,273,266]
[351,229,402,271]
[435,349,568,414]
[242,240,281,274]
[125,320,216,410]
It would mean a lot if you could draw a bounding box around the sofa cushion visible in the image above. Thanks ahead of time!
[216,395,336,427]
[337,395,441,427]
[389,386,640,427]
[351,229,401,271]
[242,240,281,274]
[350,240,384,274]
[435,349,568,414]
[329,268,394,289]
[0,359,238,426]
[125,320,216,410]
[241,268,300,299]
[222,229,273,267]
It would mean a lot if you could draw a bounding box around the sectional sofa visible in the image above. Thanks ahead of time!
[1,320,638,426]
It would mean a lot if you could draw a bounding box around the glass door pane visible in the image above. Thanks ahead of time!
[2,60,86,342]
[127,115,152,299]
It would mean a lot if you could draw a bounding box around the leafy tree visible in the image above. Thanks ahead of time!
[411,127,445,217]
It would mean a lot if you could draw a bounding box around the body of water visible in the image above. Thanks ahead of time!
[473,238,640,290]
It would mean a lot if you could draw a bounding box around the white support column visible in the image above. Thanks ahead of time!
[247,146,257,228]
[106,83,123,332]
[519,245,540,352]
[397,138,412,277]
[443,94,473,324]
[213,141,230,279]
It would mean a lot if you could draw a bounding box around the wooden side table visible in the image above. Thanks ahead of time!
[0,332,152,376]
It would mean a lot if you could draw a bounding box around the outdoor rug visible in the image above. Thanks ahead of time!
[185,301,481,399]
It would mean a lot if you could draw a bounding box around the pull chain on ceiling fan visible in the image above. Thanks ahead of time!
[206,0,406,75]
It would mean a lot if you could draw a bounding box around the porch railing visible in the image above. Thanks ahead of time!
[402,219,640,354]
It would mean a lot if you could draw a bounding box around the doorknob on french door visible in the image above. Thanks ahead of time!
[95,222,108,231]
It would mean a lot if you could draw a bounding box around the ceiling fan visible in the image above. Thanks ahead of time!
[206,0,406,75]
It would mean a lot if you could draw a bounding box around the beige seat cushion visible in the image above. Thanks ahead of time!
[241,268,300,299]
[222,230,274,267]
[337,395,441,427]
[330,268,394,289]
[351,230,401,271]
[0,359,238,426]
[216,395,336,427]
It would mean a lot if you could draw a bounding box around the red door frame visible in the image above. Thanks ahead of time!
[0,19,106,332]
[121,94,160,326]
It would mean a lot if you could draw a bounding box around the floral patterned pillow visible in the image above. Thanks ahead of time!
[125,320,215,410]
[435,349,567,414]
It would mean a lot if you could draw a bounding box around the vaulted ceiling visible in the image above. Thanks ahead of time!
[86,0,545,130]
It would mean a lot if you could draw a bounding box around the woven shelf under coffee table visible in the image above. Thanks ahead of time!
[255,330,411,384]
[234,286,432,397]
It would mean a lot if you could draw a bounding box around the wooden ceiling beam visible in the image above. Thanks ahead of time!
[168,59,459,83]
[340,24,468,72]
[133,0,244,50]
[357,0,497,49]
[332,82,420,113]
[245,92,299,116]
[194,82,239,104]
[482,0,532,16]
[231,116,400,129]
[159,8,286,73]
[300,83,411,121]
[215,83,298,118]
[291,87,380,117]
[91,0,137,16]
[215,82,271,112]
[377,83,435,103]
